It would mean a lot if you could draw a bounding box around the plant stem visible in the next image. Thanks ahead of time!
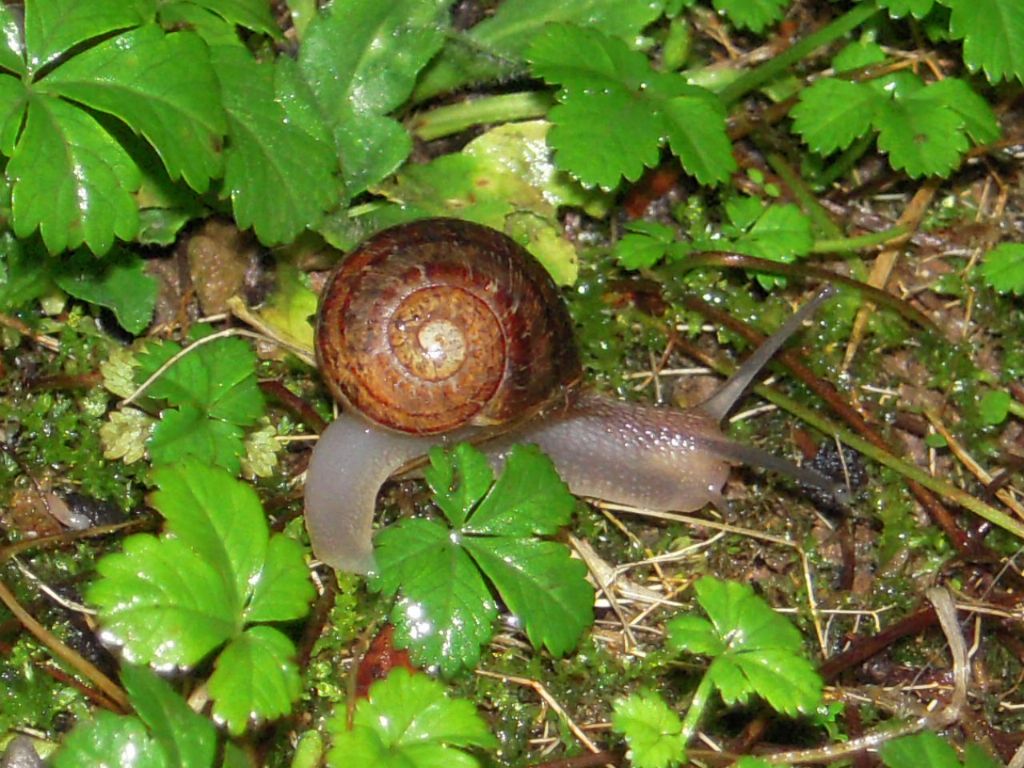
[680,671,716,745]
[766,152,842,239]
[812,224,910,253]
[409,91,554,142]
[717,1,881,105]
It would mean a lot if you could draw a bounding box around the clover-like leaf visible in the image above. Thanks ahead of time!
[136,335,265,426]
[612,692,685,768]
[980,243,1024,295]
[8,96,140,254]
[23,0,145,73]
[54,711,168,768]
[327,668,497,768]
[946,0,1024,83]
[791,79,881,155]
[529,24,735,188]
[121,665,218,768]
[874,91,968,178]
[88,464,314,732]
[667,577,823,717]
[374,518,498,675]
[463,536,593,657]
[43,25,225,193]
[373,444,593,674]
[712,0,790,32]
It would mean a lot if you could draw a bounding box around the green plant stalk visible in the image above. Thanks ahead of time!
[742,380,1024,541]
[812,225,910,254]
[766,152,842,240]
[679,671,716,745]
[409,92,554,142]
[717,1,881,105]
[1010,400,1024,420]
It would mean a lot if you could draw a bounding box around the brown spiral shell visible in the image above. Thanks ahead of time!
[316,218,583,435]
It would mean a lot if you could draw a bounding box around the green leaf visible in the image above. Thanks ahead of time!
[150,462,267,600]
[169,0,281,36]
[0,74,27,154]
[136,336,264,425]
[53,248,157,334]
[327,668,496,768]
[791,79,880,155]
[54,711,169,768]
[88,534,239,667]
[614,221,677,270]
[415,0,666,101]
[121,665,217,768]
[23,0,145,73]
[665,615,723,657]
[424,443,494,528]
[300,0,450,195]
[42,26,226,193]
[728,201,813,290]
[0,234,53,311]
[208,626,303,735]
[946,0,1024,83]
[529,24,735,188]
[246,535,316,623]
[878,0,935,18]
[375,443,593,673]
[464,537,593,657]
[880,732,961,768]
[874,91,968,177]
[213,46,340,244]
[980,243,1024,294]
[8,96,141,254]
[89,464,313,731]
[909,78,1000,144]
[666,577,823,717]
[378,121,593,285]
[611,692,685,768]
[711,0,790,32]
[832,40,887,72]
[467,444,575,536]
[148,404,245,473]
[979,390,1011,426]
[374,519,497,675]
[0,5,25,75]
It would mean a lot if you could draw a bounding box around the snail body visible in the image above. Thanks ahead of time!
[305,219,839,574]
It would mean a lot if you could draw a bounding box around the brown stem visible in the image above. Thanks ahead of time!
[818,606,938,682]
[259,379,328,434]
[0,577,128,712]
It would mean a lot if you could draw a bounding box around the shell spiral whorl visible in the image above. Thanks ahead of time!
[315,218,582,435]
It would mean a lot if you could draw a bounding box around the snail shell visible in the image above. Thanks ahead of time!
[315,218,582,435]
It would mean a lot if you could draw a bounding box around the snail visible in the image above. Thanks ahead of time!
[304,218,844,574]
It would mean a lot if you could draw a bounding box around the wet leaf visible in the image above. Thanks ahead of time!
[327,668,496,768]
[213,46,340,244]
[208,626,303,735]
[300,0,450,195]
[612,692,685,768]
[667,577,823,717]
[373,444,593,673]
[374,518,497,675]
[88,464,314,732]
